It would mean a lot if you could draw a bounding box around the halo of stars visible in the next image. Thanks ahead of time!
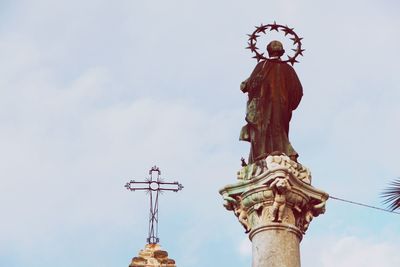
[246,22,305,65]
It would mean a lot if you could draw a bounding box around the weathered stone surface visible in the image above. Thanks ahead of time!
[129,243,176,267]
[220,154,328,267]
[251,223,301,267]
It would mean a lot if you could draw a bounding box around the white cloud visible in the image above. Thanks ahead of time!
[0,56,244,265]
[321,236,400,267]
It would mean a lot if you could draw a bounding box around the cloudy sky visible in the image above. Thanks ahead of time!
[1,0,400,266]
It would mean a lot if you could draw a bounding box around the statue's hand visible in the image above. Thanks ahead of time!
[240,79,249,93]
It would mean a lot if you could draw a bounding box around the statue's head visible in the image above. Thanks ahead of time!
[267,40,285,58]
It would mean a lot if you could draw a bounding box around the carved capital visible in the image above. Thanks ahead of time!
[220,155,328,237]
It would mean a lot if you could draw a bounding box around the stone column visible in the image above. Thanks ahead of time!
[220,155,328,267]
[129,243,176,267]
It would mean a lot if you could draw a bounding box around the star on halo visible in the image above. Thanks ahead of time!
[256,24,268,34]
[287,55,299,65]
[282,27,294,36]
[247,33,260,42]
[246,42,258,52]
[290,37,303,45]
[269,21,280,32]
[252,52,265,62]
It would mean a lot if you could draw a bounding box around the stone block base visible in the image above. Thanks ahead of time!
[129,243,176,267]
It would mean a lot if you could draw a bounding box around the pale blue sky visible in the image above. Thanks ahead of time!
[1,1,400,266]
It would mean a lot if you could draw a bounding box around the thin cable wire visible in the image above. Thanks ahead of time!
[329,195,400,215]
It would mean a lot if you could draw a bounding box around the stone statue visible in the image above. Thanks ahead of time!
[220,24,329,267]
[223,194,250,233]
[269,177,292,222]
[240,40,303,164]
[232,196,251,233]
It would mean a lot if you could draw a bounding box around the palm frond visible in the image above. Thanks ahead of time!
[381,178,400,211]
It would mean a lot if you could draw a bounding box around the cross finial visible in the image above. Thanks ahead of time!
[125,166,183,244]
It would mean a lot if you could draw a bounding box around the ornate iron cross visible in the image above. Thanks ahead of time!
[125,166,183,244]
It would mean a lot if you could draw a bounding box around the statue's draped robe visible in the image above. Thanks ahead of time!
[240,59,303,163]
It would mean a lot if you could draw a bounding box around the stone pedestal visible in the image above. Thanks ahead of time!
[220,155,328,267]
[129,243,176,267]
